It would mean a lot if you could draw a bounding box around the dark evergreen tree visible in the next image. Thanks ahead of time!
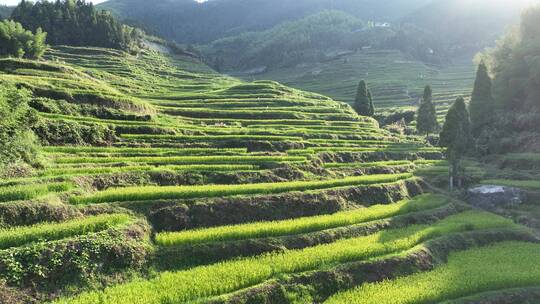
[439,97,472,190]
[416,85,438,138]
[11,0,142,51]
[354,80,374,117]
[469,61,494,137]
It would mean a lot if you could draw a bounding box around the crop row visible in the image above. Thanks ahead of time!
[0,214,132,249]
[121,134,304,142]
[324,242,540,304]
[0,182,74,203]
[44,146,247,155]
[324,161,413,169]
[70,173,413,205]
[56,211,517,304]
[52,155,305,165]
[155,194,449,246]
[40,164,258,178]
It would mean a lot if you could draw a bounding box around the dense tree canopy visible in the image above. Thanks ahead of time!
[100,0,433,44]
[203,11,365,70]
[484,5,540,111]
[0,20,47,59]
[11,0,143,51]
[0,84,39,171]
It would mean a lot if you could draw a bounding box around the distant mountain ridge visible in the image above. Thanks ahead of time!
[98,0,434,44]
[402,0,535,55]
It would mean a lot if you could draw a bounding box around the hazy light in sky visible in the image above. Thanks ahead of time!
[0,0,108,5]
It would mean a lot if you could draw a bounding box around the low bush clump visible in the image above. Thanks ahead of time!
[33,119,117,146]
[0,221,150,291]
[0,85,40,172]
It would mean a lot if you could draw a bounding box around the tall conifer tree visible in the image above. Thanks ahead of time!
[440,97,472,190]
[469,61,494,137]
[354,80,374,117]
[416,85,439,138]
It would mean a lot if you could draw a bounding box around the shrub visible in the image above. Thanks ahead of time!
[0,221,150,290]
[33,119,117,146]
[0,84,40,173]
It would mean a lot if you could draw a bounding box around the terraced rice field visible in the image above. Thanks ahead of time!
[0,45,537,303]
[247,50,475,121]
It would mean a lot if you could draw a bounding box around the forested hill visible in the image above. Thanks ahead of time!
[98,0,434,44]
[0,5,12,19]
[402,0,535,56]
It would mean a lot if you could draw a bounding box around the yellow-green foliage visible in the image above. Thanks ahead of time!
[0,182,73,202]
[53,155,305,165]
[324,242,540,304]
[0,214,132,249]
[156,194,449,246]
[70,173,414,205]
[56,211,516,304]
[40,164,257,178]
[324,160,411,169]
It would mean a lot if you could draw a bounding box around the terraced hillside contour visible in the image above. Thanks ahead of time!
[0,46,538,303]
[244,50,476,122]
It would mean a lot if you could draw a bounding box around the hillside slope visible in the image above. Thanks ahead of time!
[402,0,535,54]
[0,45,539,304]
[99,0,433,43]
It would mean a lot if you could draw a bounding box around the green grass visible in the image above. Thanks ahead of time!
[324,241,540,304]
[44,146,247,155]
[0,214,132,249]
[246,50,474,117]
[121,134,305,142]
[481,179,540,190]
[69,173,414,205]
[39,164,257,178]
[0,182,74,203]
[52,155,305,165]
[55,210,517,304]
[156,194,449,246]
[324,160,412,169]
